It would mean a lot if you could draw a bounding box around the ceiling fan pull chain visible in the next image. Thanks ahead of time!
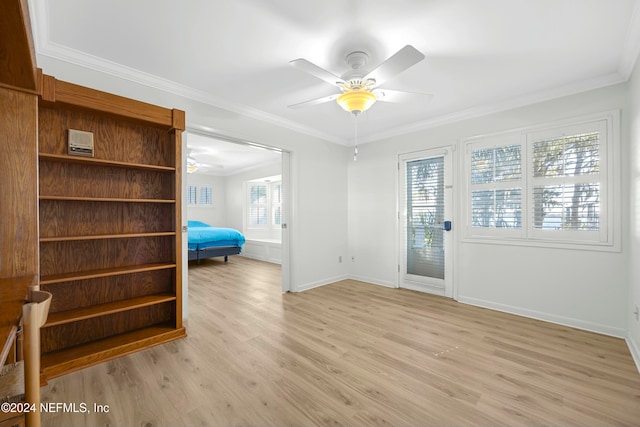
[353,114,359,161]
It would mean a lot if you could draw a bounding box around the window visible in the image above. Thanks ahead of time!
[272,182,282,226]
[248,183,269,227]
[187,185,197,206]
[464,111,618,250]
[199,185,212,206]
[246,176,282,230]
[470,144,522,231]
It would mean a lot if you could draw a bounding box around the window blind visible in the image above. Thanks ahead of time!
[405,157,445,280]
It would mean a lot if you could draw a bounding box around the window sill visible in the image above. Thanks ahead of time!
[461,235,620,253]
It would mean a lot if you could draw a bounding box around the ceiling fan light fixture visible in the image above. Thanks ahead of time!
[336,90,377,115]
[186,156,199,174]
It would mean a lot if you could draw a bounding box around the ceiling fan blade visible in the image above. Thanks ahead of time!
[289,58,345,87]
[365,45,425,87]
[288,93,339,109]
[373,89,433,103]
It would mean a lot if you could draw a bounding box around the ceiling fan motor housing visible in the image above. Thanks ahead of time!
[342,51,370,82]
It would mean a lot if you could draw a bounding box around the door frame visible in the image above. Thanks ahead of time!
[397,145,457,299]
[182,128,292,294]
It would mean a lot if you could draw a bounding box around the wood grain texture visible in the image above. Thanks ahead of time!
[39,200,175,238]
[39,105,175,166]
[41,326,185,381]
[40,237,175,277]
[41,303,175,353]
[44,294,176,327]
[40,257,640,427]
[39,161,175,200]
[41,269,174,313]
[39,263,176,286]
[0,87,38,278]
[36,78,184,382]
[46,78,174,128]
[0,277,33,367]
[172,129,183,329]
[0,0,37,90]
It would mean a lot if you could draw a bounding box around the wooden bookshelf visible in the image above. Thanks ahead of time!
[38,75,185,381]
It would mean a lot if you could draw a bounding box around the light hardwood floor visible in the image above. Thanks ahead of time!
[41,256,640,426]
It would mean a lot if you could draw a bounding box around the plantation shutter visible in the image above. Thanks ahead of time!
[531,131,600,231]
[248,183,268,227]
[199,185,212,206]
[470,145,522,229]
[187,185,197,206]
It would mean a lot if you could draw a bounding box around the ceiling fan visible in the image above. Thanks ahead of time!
[186,148,225,174]
[186,150,200,174]
[288,45,430,115]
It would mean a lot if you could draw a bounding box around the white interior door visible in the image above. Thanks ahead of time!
[281,150,291,293]
[399,148,454,297]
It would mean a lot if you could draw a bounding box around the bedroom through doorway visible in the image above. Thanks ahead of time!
[182,131,291,301]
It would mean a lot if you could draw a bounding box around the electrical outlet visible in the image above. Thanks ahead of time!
[634,305,639,321]
[338,256,342,263]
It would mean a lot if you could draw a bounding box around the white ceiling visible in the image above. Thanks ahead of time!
[187,133,281,176]
[29,0,640,145]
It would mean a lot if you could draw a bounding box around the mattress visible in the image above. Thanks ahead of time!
[187,221,246,250]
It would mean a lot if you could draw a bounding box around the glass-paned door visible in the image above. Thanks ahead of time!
[399,149,453,297]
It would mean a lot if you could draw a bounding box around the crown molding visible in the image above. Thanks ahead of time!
[39,40,349,145]
[28,1,347,146]
[28,0,637,148]
[356,71,626,145]
[618,0,640,79]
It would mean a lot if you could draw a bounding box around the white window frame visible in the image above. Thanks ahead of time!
[466,132,526,240]
[462,110,620,252]
[246,179,282,231]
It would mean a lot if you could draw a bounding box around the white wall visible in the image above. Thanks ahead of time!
[37,56,350,293]
[628,57,640,368]
[349,83,630,336]
[39,54,638,346]
[186,173,227,226]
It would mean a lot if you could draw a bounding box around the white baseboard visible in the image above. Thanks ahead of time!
[294,274,349,293]
[241,240,282,265]
[348,274,397,289]
[627,335,640,374]
[458,295,627,338]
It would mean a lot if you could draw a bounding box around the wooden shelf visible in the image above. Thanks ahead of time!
[39,195,176,203]
[40,232,176,242]
[44,294,177,327]
[41,325,186,380]
[40,263,176,285]
[37,75,184,382]
[39,153,175,172]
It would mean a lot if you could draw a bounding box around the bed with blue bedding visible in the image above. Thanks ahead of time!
[187,220,246,263]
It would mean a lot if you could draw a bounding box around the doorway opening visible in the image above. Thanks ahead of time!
[182,130,291,301]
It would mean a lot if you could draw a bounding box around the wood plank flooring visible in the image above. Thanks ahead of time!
[41,256,640,426]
